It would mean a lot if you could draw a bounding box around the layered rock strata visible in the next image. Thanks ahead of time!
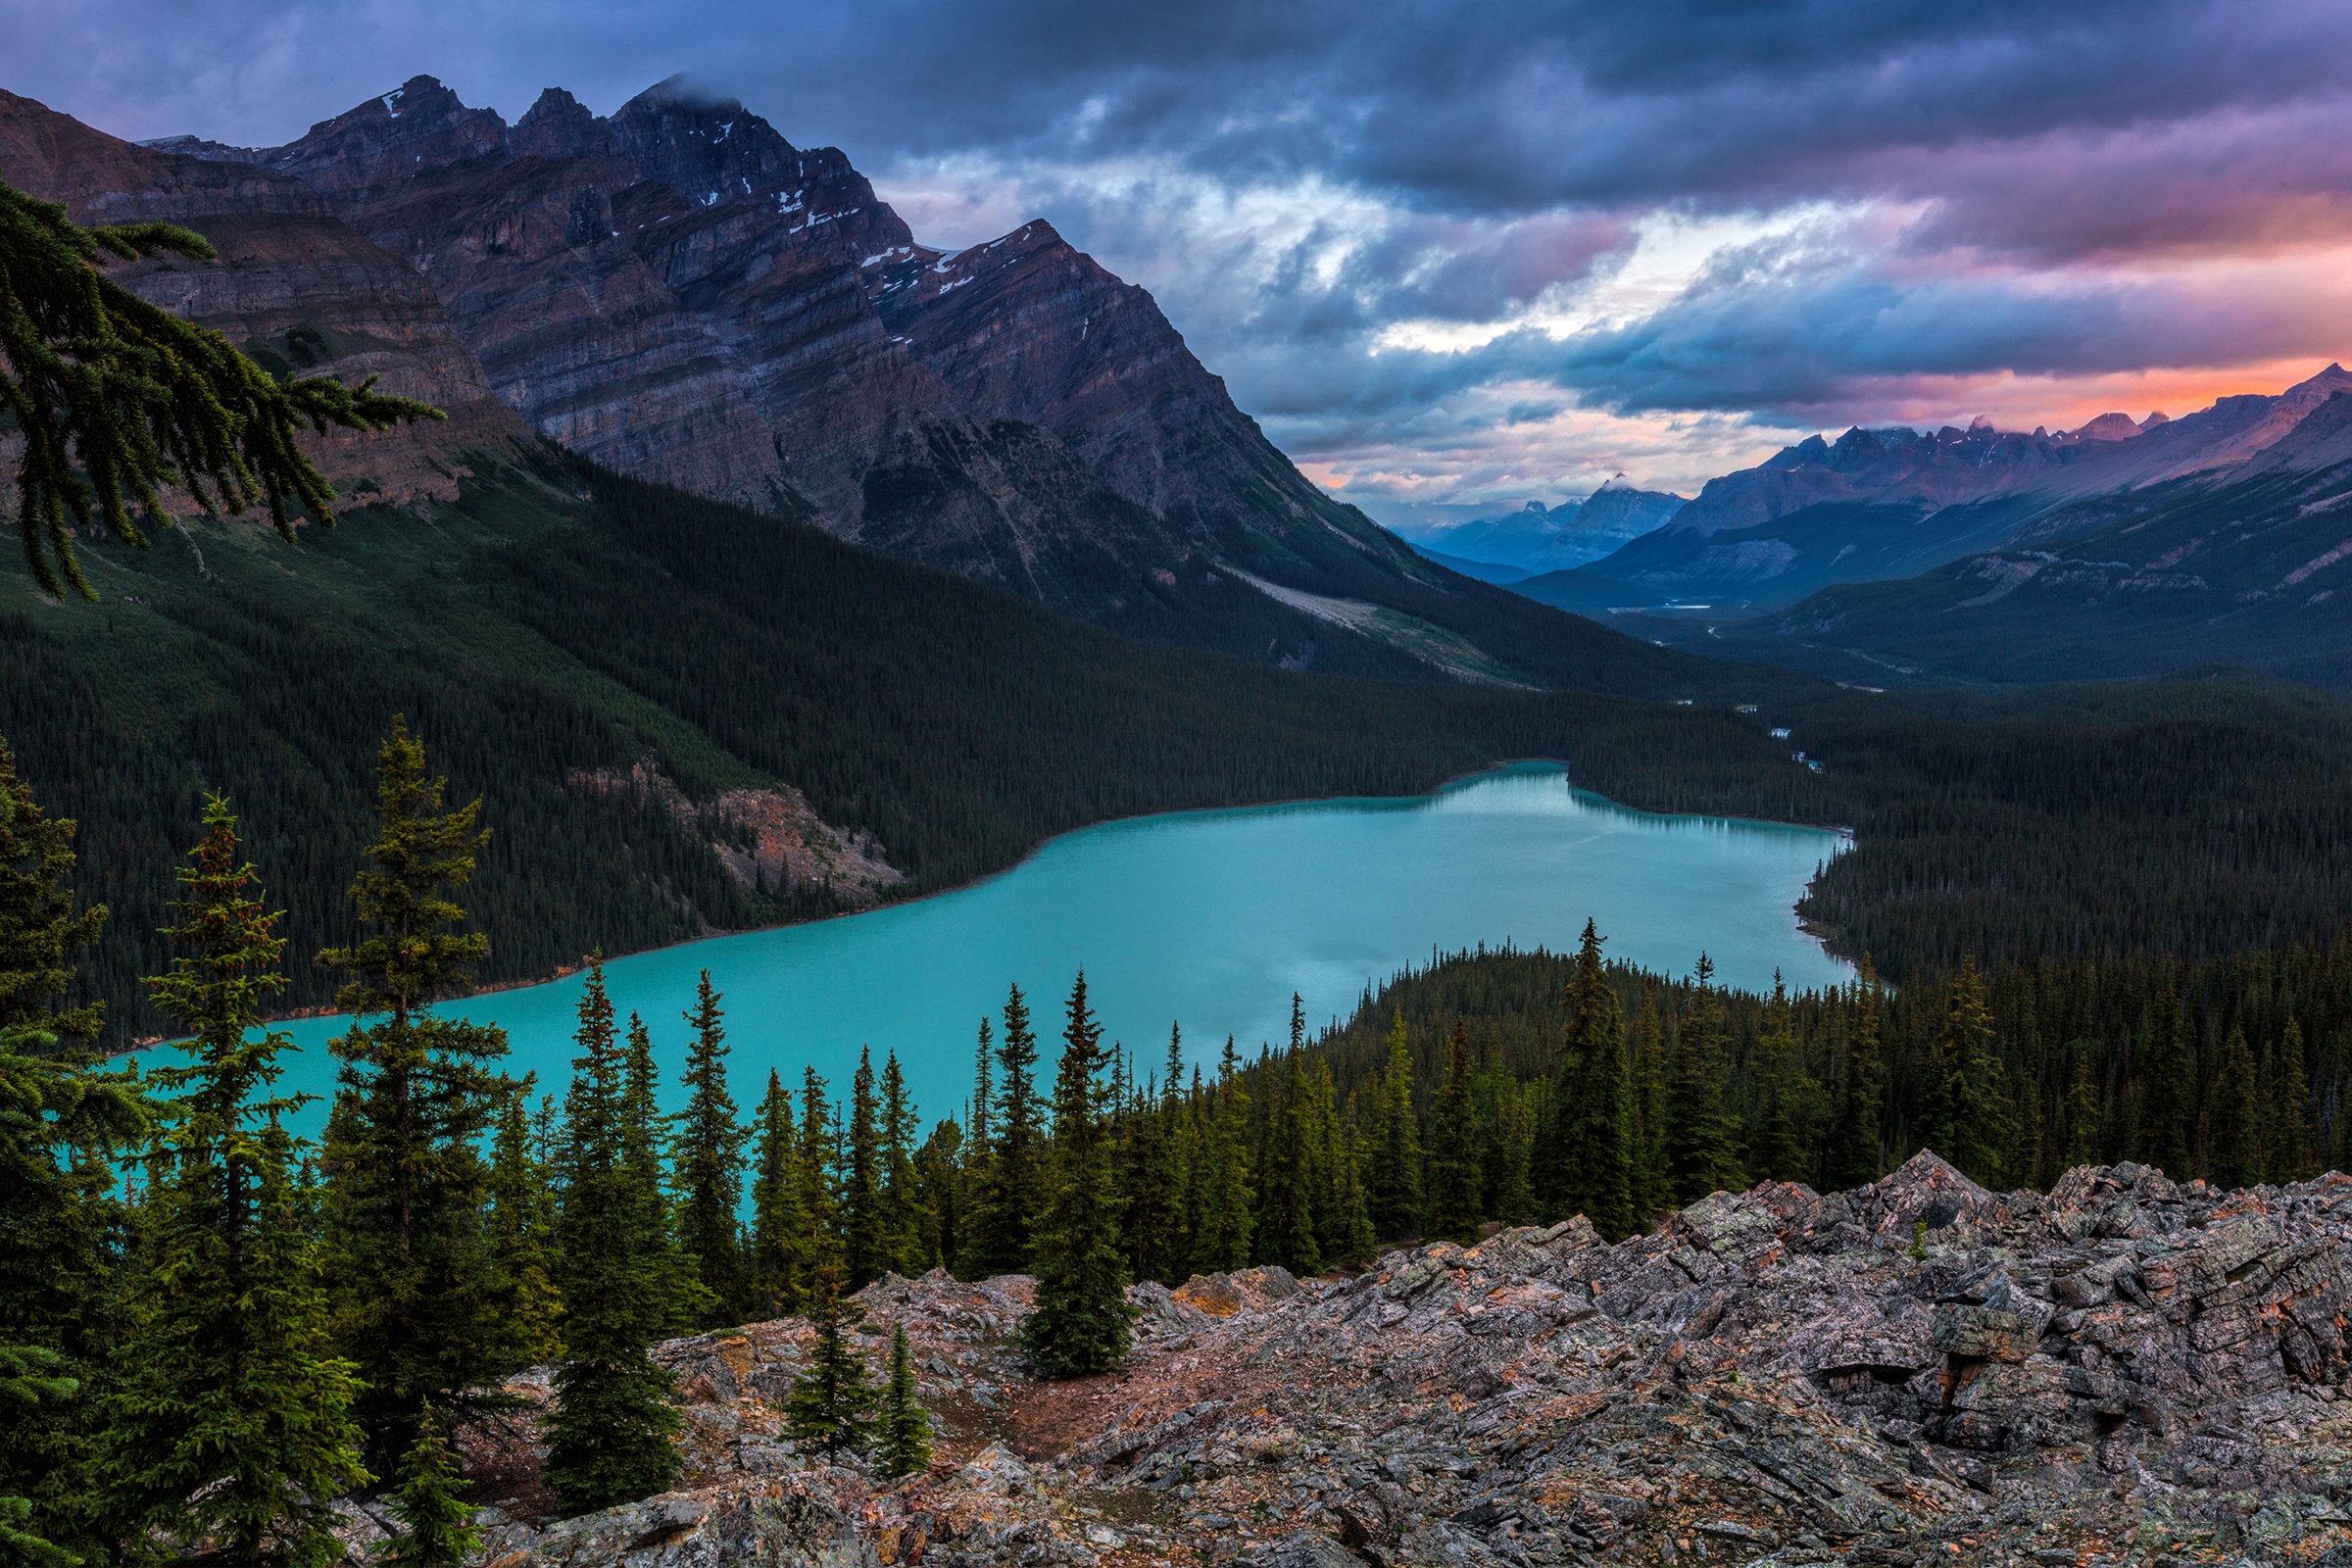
[0,88,529,510]
[373,1153,2352,1567]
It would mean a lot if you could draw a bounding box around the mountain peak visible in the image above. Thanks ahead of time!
[622,74,740,116]
[606,76,802,200]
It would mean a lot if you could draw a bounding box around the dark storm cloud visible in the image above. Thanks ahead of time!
[6,0,2347,502]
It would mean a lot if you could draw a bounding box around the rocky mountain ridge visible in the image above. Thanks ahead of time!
[1696,391,2352,691]
[376,1152,2352,1568]
[78,74,1649,685]
[1505,368,2352,624]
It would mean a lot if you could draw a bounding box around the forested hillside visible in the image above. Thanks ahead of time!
[0,448,1816,1044]
[1292,931,2352,1233]
[9,448,2352,1041]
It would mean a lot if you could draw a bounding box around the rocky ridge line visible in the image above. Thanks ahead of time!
[367,1152,2352,1568]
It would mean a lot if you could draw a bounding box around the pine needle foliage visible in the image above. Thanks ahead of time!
[0,773,148,1567]
[0,738,104,1048]
[784,1259,874,1456]
[1021,972,1135,1378]
[546,959,680,1515]
[0,1342,79,1568]
[103,797,368,1565]
[378,1401,476,1568]
[747,1069,808,1318]
[959,985,1044,1279]
[874,1326,933,1482]
[317,721,517,1468]
[1425,1021,1483,1244]
[0,179,440,598]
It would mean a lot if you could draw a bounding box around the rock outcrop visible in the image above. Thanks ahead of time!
[388,1154,2352,1567]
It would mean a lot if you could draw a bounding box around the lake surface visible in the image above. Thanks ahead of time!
[238,764,1850,1137]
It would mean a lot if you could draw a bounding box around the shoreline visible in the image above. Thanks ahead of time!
[121,757,1853,1051]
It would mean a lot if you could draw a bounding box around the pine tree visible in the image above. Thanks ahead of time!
[619,1011,695,1331]
[487,1079,563,1362]
[0,1343,78,1568]
[317,720,518,1468]
[874,1326,933,1482]
[1022,973,1137,1376]
[0,767,146,1568]
[795,1067,839,1279]
[1626,982,1671,1224]
[968,1017,993,1153]
[1553,921,1635,1239]
[2144,986,2196,1178]
[1824,958,1884,1191]
[1253,1055,1322,1275]
[2061,1048,2102,1170]
[545,960,680,1516]
[0,740,104,1048]
[1120,1041,1185,1286]
[1333,1108,1381,1266]
[1366,1013,1422,1241]
[1489,1081,1537,1228]
[1425,1021,1482,1244]
[103,797,368,1564]
[914,1118,963,1273]
[1668,956,1746,1203]
[2211,1025,2261,1190]
[0,180,439,597]
[1194,1038,1256,1272]
[844,1047,886,1289]
[1750,973,1807,1185]
[747,1070,807,1318]
[674,971,749,1329]
[879,1052,924,1274]
[959,987,1042,1278]
[784,1257,873,1456]
[378,1401,476,1568]
[2270,1020,2316,1185]
[1928,956,2010,1186]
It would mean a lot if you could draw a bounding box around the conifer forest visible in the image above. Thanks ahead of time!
[9,708,2352,1554]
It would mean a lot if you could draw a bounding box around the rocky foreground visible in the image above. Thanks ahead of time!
[360,1153,2352,1567]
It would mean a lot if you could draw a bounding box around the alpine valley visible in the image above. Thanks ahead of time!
[16,33,2352,1568]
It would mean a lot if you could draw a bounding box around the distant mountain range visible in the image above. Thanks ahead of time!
[1396,477,1687,576]
[1680,390,2352,691]
[1506,369,2352,623]
[2,76,1672,691]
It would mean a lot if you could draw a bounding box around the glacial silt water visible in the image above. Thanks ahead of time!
[230,764,1849,1133]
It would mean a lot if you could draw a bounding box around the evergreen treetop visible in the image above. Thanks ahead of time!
[0,739,105,1047]
[318,718,489,1024]
[1021,972,1136,1377]
[874,1325,933,1482]
[105,797,368,1565]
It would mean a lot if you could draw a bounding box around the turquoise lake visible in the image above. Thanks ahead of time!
[237,763,1850,1136]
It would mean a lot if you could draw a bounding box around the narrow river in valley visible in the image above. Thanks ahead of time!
[229,763,1851,1135]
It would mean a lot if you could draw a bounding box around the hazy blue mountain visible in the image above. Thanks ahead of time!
[1559,368,2352,613]
[1397,477,1687,573]
[1665,391,2352,691]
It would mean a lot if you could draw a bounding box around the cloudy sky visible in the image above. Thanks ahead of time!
[10,0,2349,521]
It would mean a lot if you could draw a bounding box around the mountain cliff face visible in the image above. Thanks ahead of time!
[0,87,529,508]
[87,74,1646,684]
